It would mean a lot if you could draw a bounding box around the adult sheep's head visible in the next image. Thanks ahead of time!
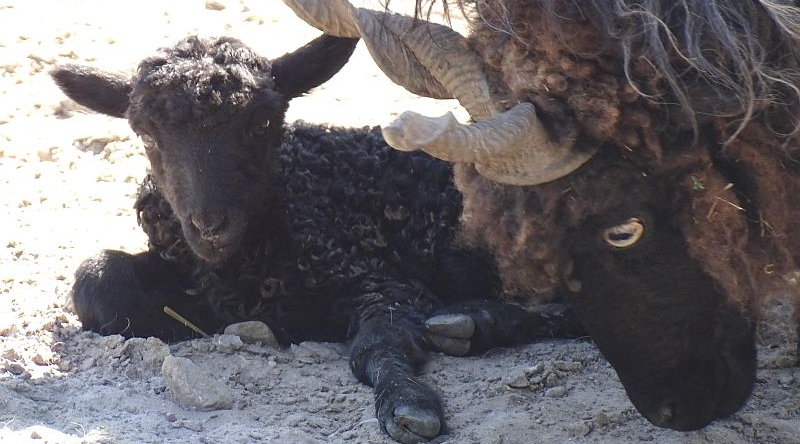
[52,35,358,264]
[285,0,800,432]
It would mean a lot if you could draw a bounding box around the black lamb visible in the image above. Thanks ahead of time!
[51,35,581,444]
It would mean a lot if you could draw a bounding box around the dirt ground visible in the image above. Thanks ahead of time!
[1,0,799,443]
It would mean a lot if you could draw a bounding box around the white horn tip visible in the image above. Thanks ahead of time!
[382,110,460,152]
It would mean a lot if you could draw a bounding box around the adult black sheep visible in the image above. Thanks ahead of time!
[284,0,800,434]
[51,35,581,444]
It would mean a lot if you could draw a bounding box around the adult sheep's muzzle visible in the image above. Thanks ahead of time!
[564,277,757,431]
[622,325,756,431]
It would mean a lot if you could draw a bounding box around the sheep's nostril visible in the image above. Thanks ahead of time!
[191,211,227,240]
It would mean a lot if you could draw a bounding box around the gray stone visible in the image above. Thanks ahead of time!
[566,421,593,437]
[503,368,530,388]
[544,386,567,398]
[593,412,610,427]
[224,321,280,348]
[122,337,170,376]
[214,334,244,353]
[161,356,233,411]
[290,342,343,363]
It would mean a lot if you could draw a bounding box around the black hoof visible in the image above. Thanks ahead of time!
[383,403,442,444]
[424,313,475,356]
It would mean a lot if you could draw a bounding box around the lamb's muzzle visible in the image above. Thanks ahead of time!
[282,0,595,186]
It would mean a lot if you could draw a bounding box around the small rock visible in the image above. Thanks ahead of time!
[205,0,225,10]
[30,430,42,439]
[553,360,583,372]
[31,354,49,366]
[2,349,21,361]
[98,335,125,354]
[224,321,280,347]
[161,356,233,410]
[0,324,17,336]
[544,386,567,398]
[175,420,204,432]
[593,412,610,427]
[166,412,177,422]
[566,420,593,437]
[290,342,342,363]
[503,368,530,388]
[122,337,170,377]
[214,334,244,352]
[524,364,544,376]
[544,372,560,387]
[5,361,27,375]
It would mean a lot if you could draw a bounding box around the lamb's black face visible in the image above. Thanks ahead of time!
[51,35,360,265]
[129,94,285,264]
[561,173,755,431]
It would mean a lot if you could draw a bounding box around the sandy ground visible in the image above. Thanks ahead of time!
[1,0,799,443]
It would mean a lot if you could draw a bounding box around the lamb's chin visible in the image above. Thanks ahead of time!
[184,234,240,266]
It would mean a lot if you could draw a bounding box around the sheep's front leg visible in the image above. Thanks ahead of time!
[425,300,586,356]
[349,286,443,444]
[71,249,221,341]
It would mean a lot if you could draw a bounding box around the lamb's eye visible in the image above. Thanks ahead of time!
[251,119,271,137]
[140,134,157,150]
[602,218,644,248]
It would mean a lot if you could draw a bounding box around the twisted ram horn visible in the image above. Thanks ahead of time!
[282,0,595,185]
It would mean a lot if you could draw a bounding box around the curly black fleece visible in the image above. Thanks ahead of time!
[57,35,509,442]
[135,122,494,344]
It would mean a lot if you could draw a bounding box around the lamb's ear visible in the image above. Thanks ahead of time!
[50,65,132,118]
[272,34,359,99]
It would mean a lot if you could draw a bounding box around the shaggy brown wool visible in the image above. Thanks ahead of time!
[400,0,800,317]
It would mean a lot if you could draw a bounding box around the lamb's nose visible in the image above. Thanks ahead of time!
[191,211,227,240]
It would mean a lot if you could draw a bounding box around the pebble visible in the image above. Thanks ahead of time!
[2,349,21,361]
[205,0,225,10]
[565,420,593,437]
[525,364,544,376]
[224,321,280,348]
[121,337,170,378]
[122,337,169,366]
[174,420,204,432]
[544,372,560,387]
[161,356,234,411]
[31,354,49,366]
[503,368,530,388]
[290,342,342,363]
[214,334,244,353]
[593,412,610,427]
[544,386,567,398]
[5,361,26,375]
[553,360,583,372]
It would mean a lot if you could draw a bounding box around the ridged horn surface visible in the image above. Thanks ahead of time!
[282,0,594,185]
[382,103,595,185]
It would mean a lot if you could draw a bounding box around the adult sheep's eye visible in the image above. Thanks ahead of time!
[602,218,644,248]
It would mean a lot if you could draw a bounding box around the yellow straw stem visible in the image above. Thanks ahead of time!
[163,306,210,338]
